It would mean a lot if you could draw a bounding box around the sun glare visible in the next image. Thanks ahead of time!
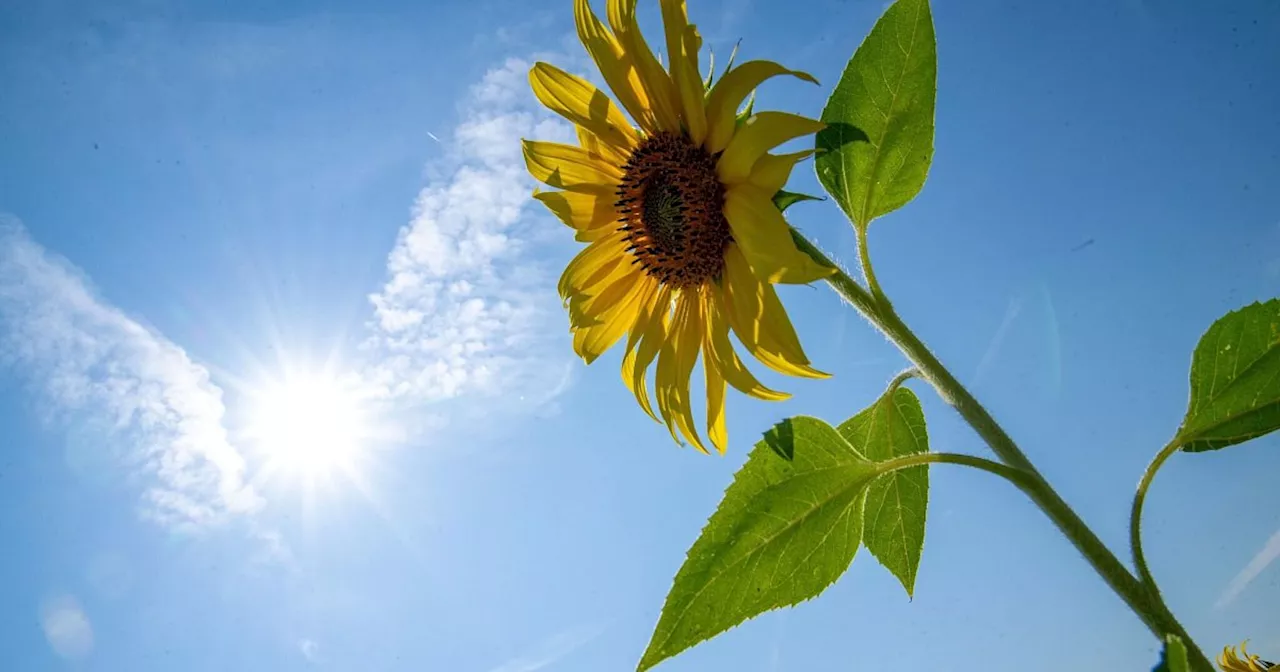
[247,373,370,479]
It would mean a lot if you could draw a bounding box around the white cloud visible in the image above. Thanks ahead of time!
[39,594,94,661]
[1215,526,1280,611]
[485,622,606,672]
[0,53,583,547]
[299,638,321,664]
[360,57,574,406]
[0,219,262,531]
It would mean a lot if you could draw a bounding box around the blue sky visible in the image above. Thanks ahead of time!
[1,0,1278,670]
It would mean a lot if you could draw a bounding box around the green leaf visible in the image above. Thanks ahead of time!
[639,417,875,671]
[837,385,929,596]
[772,189,823,213]
[1154,634,1189,672]
[814,0,937,229]
[1177,299,1280,452]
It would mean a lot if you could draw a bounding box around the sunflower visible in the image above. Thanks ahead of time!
[524,0,834,453]
[1220,642,1276,672]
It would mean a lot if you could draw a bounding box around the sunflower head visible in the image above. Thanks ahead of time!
[524,0,833,453]
[1220,642,1277,672]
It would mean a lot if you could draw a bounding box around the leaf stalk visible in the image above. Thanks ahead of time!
[793,230,1216,672]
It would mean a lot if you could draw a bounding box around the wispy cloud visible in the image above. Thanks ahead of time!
[360,57,574,408]
[0,219,262,531]
[1215,526,1280,611]
[485,622,606,672]
[298,637,322,664]
[0,53,580,547]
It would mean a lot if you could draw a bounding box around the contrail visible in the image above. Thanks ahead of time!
[1215,527,1280,611]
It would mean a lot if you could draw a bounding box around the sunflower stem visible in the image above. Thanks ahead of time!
[1131,440,1180,594]
[793,231,1215,672]
[1130,439,1204,663]
[887,367,920,392]
[790,228,876,314]
[874,451,1027,483]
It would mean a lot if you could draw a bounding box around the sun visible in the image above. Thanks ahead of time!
[245,372,371,479]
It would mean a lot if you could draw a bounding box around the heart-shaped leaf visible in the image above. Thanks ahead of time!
[639,417,875,670]
[815,0,936,230]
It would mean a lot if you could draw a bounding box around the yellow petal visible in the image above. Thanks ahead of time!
[530,62,638,154]
[653,314,680,437]
[655,290,707,452]
[705,61,818,153]
[659,0,707,144]
[621,282,669,421]
[723,185,835,284]
[557,230,627,300]
[565,257,627,316]
[717,111,825,184]
[577,125,631,168]
[704,350,728,454]
[606,0,681,132]
[568,265,644,327]
[532,189,620,242]
[1218,642,1272,672]
[574,0,658,134]
[676,25,707,144]
[572,281,647,363]
[748,150,815,194]
[722,246,829,379]
[702,287,790,401]
[523,140,620,193]
[659,0,688,91]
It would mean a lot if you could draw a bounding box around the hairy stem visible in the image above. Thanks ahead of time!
[1131,441,1182,591]
[792,231,1214,672]
[1131,440,1180,592]
[856,225,887,305]
[1130,440,1194,648]
[886,367,920,392]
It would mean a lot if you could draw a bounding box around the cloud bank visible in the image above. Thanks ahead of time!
[0,219,261,530]
[361,57,573,406]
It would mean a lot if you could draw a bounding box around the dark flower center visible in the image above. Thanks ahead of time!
[616,133,731,288]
